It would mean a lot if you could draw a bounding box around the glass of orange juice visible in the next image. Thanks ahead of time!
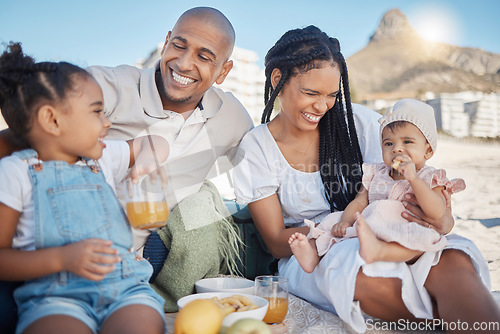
[125,174,169,230]
[255,275,289,324]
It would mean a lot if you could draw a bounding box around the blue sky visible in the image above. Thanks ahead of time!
[1,0,499,69]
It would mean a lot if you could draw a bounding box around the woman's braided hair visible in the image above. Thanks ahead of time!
[0,42,91,146]
[263,26,363,211]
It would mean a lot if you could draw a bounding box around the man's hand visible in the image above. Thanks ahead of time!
[127,135,169,185]
[402,189,454,234]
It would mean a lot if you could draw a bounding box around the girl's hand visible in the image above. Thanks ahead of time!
[331,221,351,238]
[394,155,417,181]
[60,239,121,281]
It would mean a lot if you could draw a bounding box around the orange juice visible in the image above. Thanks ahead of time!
[263,297,288,324]
[126,201,169,229]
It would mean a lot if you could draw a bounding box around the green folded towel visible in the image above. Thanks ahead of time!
[152,180,242,312]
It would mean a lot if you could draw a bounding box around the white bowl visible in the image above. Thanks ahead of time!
[195,277,255,294]
[177,292,268,327]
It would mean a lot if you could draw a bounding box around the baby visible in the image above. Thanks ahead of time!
[289,99,465,272]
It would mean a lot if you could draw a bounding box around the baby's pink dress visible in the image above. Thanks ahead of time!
[306,163,466,256]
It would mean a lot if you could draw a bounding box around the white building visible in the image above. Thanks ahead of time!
[135,42,164,70]
[216,46,265,125]
[136,45,265,125]
[426,93,474,137]
[465,93,500,138]
[363,99,398,113]
[427,92,500,138]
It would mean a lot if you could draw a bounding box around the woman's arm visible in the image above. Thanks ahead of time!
[0,203,120,281]
[247,194,309,259]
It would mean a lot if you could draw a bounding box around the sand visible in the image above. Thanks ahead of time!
[429,136,500,292]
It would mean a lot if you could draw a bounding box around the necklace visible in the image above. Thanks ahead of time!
[278,127,318,154]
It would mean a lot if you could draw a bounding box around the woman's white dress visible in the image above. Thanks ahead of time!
[232,104,490,333]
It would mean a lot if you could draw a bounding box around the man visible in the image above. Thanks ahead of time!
[86,6,253,287]
[0,7,253,312]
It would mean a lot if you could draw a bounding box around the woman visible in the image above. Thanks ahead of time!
[233,26,499,332]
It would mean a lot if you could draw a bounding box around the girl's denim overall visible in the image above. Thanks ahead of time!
[12,149,165,333]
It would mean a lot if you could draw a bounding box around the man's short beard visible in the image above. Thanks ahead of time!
[165,92,192,104]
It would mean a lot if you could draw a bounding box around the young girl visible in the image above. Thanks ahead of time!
[289,98,466,272]
[0,43,167,334]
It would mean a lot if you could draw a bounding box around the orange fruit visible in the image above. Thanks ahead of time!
[174,299,223,334]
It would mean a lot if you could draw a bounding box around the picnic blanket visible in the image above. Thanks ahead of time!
[152,180,242,312]
[166,291,497,333]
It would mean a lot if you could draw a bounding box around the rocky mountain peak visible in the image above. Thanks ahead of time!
[369,8,419,42]
[348,8,500,101]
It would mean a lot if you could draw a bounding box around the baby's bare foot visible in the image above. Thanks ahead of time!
[356,213,385,264]
[289,232,320,273]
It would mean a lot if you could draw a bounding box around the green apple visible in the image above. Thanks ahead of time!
[226,318,271,334]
